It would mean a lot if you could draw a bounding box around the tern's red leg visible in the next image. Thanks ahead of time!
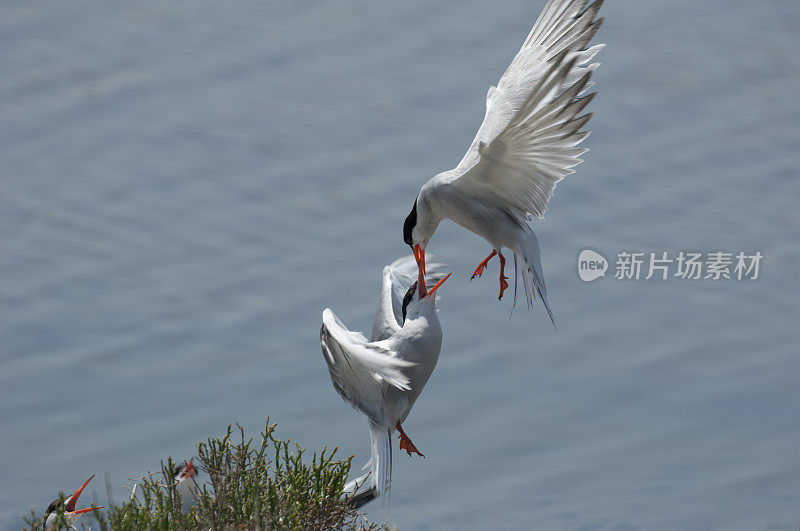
[498,252,509,300]
[471,250,498,280]
[395,421,424,457]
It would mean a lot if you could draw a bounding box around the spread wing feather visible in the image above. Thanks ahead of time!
[452,0,604,220]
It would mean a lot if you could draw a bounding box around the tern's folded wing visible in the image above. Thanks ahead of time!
[321,309,414,421]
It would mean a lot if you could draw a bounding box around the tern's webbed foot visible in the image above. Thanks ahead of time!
[498,275,509,300]
[471,250,498,280]
[396,422,425,458]
[497,252,509,300]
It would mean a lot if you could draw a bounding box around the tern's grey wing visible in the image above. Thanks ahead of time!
[450,0,603,219]
[370,256,447,342]
[321,309,413,422]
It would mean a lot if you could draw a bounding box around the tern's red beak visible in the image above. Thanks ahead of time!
[185,458,196,478]
[413,244,427,298]
[424,273,451,298]
[64,474,103,514]
[69,507,101,516]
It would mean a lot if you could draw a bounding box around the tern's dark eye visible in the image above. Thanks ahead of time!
[403,200,418,246]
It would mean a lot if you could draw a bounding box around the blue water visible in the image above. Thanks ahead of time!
[1,1,797,529]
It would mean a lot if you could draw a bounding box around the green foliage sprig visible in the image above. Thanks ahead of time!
[25,420,382,530]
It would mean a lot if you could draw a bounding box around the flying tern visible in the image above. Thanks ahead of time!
[321,256,449,505]
[43,474,104,530]
[403,0,604,322]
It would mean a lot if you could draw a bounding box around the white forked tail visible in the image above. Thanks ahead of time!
[369,421,392,498]
[342,464,371,496]
[513,227,556,326]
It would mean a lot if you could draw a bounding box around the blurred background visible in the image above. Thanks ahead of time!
[1,1,797,528]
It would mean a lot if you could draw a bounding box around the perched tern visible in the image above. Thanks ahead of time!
[171,458,199,511]
[403,0,604,322]
[321,256,449,504]
[43,474,104,530]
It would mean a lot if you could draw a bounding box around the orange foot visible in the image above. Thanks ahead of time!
[498,252,509,300]
[471,250,498,280]
[396,422,425,457]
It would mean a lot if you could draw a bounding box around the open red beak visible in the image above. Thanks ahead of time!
[64,474,104,514]
[425,273,451,298]
[185,458,196,478]
[69,507,100,516]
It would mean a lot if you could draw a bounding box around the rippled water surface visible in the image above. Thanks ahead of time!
[1,1,798,529]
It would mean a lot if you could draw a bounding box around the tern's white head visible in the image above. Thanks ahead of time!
[400,272,451,323]
[43,474,103,530]
[171,458,197,483]
[404,194,444,289]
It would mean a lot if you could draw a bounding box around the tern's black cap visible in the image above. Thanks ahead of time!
[403,199,417,247]
[401,281,418,322]
[45,498,62,515]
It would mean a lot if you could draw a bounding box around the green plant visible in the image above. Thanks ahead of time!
[25,420,382,530]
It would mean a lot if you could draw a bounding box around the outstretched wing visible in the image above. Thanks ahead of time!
[321,309,414,422]
[371,255,447,342]
[451,0,604,220]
